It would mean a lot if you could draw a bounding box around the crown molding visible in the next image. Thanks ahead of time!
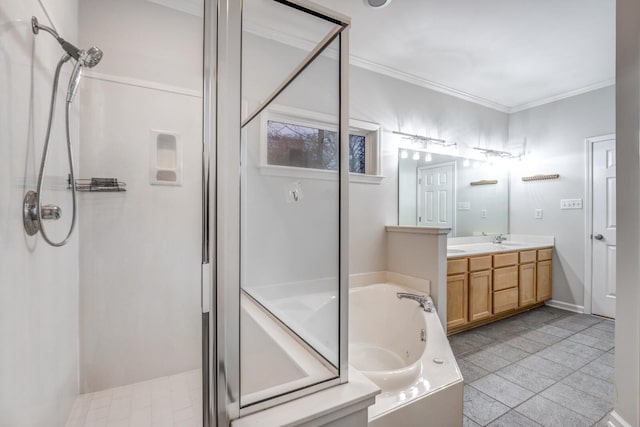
[349,55,511,113]
[244,22,615,115]
[508,78,616,113]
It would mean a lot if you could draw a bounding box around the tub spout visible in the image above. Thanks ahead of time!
[396,292,434,312]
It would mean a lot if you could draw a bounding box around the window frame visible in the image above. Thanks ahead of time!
[259,104,384,184]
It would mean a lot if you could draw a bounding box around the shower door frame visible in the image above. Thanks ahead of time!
[202,0,216,425]
[207,0,351,424]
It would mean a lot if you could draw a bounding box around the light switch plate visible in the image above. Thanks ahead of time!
[560,198,583,209]
[457,202,471,211]
[481,209,487,218]
[535,208,543,219]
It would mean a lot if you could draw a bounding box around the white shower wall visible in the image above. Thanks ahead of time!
[77,0,203,393]
[0,0,80,425]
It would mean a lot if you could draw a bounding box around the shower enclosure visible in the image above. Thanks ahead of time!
[211,0,350,423]
[2,0,205,425]
[1,0,348,425]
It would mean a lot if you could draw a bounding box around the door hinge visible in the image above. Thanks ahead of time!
[201,262,211,314]
[419,216,422,222]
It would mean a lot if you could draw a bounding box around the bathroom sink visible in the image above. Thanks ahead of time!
[499,242,526,247]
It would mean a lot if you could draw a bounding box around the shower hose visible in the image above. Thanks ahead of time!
[35,54,77,247]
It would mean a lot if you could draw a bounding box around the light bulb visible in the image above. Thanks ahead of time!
[401,150,408,159]
[412,152,420,160]
[473,161,480,168]
[463,159,470,167]
[424,153,432,162]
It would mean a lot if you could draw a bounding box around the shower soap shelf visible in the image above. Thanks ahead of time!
[72,177,127,192]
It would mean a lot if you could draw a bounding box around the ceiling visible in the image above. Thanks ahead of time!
[314,0,615,112]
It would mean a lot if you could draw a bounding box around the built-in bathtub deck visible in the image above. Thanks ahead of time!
[451,306,614,426]
[65,370,202,427]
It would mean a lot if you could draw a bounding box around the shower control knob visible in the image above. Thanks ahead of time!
[41,205,62,220]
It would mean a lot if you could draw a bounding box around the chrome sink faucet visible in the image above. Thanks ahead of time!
[397,292,434,312]
[493,234,507,244]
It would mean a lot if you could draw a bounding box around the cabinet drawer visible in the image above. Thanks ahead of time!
[469,255,492,272]
[538,248,553,261]
[493,266,518,291]
[493,288,518,314]
[494,252,518,268]
[519,250,537,264]
[447,258,468,275]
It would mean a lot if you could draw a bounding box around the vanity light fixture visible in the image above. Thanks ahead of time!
[473,147,521,160]
[393,131,457,150]
[412,151,420,160]
[424,153,432,162]
[400,150,409,159]
[462,159,470,167]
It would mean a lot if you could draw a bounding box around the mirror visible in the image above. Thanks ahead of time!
[398,149,509,237]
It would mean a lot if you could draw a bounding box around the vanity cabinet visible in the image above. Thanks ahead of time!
[446,247,553,334]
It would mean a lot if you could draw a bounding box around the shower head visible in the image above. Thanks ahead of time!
[31,16,103,68]
[66,46,103,102]
[80,46,103,68]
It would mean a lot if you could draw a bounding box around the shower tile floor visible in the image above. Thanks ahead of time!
[450,306,615,427]
[65,369,202,427]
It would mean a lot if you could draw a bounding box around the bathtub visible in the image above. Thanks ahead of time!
[240,294,335,408]
[349,284,463,426]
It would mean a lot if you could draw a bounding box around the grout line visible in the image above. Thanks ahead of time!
[454,308,614,427]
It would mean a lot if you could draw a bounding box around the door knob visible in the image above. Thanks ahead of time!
[594,234,604,240]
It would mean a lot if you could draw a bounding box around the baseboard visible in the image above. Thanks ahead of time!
[545,299,585,314]
[608,410,634,427]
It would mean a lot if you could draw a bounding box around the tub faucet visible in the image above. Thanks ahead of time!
[493,234,507,244]
[397,292,434,312]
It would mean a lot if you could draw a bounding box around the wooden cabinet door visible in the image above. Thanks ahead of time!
[537,260,552,302]
[519,263,536,306]
[469,270,492,321]
[447,273,468,329]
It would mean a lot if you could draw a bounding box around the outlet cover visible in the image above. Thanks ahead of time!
[560,198,583,209]
[535,208,543,219]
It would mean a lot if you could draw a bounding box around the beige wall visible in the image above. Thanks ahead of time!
[613,0,640,424]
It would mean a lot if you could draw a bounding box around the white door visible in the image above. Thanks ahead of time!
[591,137,616,318]
[417,164,454,230]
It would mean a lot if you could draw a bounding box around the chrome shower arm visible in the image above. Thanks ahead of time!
[31,16,61,41]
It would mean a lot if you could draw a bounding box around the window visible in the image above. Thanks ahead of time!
[260,105,383,183]
[266,121,367,174]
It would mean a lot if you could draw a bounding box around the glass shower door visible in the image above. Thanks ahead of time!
[214,0,350,421]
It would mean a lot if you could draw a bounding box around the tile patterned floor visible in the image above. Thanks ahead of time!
[65,369,202,427]
[450,306,614,427]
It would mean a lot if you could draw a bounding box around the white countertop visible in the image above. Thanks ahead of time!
[447,234,554,258]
